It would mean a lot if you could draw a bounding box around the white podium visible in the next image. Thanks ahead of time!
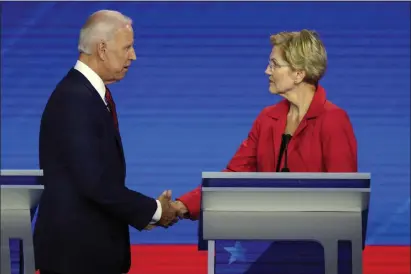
[200,172,371,274]
[1,169,44,274]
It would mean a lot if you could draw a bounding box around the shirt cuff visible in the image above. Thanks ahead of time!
[150,200,162,224]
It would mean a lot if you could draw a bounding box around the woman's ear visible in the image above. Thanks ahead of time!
[293,69,306,84]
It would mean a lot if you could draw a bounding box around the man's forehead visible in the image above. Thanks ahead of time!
[115,26,134,39]
[118,25,133,34]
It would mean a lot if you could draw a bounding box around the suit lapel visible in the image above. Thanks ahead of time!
[107,96,126,169]
[113,128,126,169]
[69,69,126,169]
[287,119,307,156]
[105,103,126,169]
[287,85,327,155]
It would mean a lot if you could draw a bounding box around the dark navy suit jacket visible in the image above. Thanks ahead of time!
[34,68,157,274]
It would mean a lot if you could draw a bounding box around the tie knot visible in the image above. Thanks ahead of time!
[105,87,116,107]
[104,87,119,130]
[105,87,112,101]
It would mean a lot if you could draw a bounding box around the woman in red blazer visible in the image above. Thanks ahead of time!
[173,29,357,220]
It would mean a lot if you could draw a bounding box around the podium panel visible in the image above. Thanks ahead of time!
[0,170,44,274]
[200,172,371,274]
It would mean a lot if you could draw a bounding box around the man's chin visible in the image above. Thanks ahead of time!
[113,74,126,83]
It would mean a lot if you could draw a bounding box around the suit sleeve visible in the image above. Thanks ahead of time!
[321,109,358,172]
[59,91,157,231]
[177,112,262,220]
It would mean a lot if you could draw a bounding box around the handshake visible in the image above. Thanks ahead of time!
[145,190,189,230]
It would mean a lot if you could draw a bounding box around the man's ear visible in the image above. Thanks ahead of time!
[97,41,107,61]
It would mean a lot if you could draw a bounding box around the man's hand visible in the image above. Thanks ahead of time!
[171,200,189,219]
[144,198,188,230]
[156,190,178,228]
[144,224,156,230]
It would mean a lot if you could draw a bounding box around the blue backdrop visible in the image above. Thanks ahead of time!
[1,2,410,248]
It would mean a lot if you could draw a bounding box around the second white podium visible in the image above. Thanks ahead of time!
[200,172,371,274]
[1,170,44,274]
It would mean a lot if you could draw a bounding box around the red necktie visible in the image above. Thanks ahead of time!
[105,87,119,131]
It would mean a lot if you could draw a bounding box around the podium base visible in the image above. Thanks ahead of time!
[204,211,363,274]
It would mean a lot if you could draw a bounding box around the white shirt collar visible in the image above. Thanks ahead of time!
[74,60,106,103]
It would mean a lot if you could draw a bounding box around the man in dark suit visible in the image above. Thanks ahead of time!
[34,10,177,274]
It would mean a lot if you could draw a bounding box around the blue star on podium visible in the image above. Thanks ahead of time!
[224,241,247,264]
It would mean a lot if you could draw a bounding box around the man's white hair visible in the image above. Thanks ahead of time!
[78,10,132,55]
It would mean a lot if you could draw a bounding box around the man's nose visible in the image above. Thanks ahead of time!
[129,47,136,61]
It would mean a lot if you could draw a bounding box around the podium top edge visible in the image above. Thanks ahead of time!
[201,172,370,180]
[0,170,44,176]
[1,185,44,189]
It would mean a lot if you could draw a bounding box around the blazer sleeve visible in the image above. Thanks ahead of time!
[58,90,157,231]
[177,111,262,220]
[321,108,358,172]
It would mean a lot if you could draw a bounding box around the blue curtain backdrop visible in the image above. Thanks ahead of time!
[1,1,409,250]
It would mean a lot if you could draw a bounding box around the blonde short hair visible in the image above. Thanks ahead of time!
[270,29,327,84]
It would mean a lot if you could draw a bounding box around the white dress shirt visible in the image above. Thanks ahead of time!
[74,60,162,225]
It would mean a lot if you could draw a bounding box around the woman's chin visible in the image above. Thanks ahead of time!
[269,86,279,94]
[269,87,288,98]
